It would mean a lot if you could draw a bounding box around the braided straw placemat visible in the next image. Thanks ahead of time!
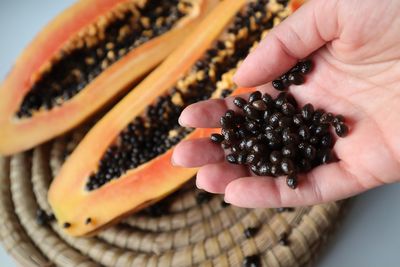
[0,126,344,267]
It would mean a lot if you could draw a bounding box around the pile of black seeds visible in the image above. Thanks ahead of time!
[271,60,312,91]
[211,66,349,189]
[16,0,189,118]
[85,0,290,191]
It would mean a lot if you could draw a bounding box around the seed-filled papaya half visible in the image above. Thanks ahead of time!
[0,0,218,156]
[49,0,304,236]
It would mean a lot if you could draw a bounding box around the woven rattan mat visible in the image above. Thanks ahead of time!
[0,127,343,267]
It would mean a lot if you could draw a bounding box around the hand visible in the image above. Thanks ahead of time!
[172,0,400,208]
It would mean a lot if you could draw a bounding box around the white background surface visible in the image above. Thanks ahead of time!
[0,1,399,266]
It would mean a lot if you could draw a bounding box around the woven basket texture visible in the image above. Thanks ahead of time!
[0,126,343,267]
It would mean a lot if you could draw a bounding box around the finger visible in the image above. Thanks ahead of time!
[178,84,276,128]
[196,162,250,193]
[178,98,240,128]
[172,138,224,167]
[234,0,339,87]
[224,161,366,208]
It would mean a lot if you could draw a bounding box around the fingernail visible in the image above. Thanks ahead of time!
[232,69,241,84]
[178,115,188,127]
[233,55,251,84]
[171,152,178,166]
[223,195,231,204]
[195,179,203,190]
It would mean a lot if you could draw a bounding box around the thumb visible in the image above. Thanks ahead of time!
[234,0,339,87]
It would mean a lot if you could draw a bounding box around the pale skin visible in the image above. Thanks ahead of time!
[171,0,400,208]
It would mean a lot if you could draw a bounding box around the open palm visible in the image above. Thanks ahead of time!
[172,0,400,208]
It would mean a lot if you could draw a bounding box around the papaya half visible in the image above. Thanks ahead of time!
[49,0,304,236]
[0,0,218,156]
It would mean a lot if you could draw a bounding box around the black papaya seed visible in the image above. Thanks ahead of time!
[248,91,262,103]
[286,173,298,189]
[299,59,312,74]
[243,255,261,267]
[210,133,224,144]
[319,149,332,164]
[252,142,268,154]
[269,112,283,127]
[250,164,260,175]
[262,93,274,106]
[224,109,236,119]
[279,232,290,246]
[314,124,329,136]
[258,162,272,176]
[226,154,238,164]
[320,134,333,148]
[278,116,293,128]
[335,123,349,137]
[301,104,314,121]
[274,92,288,108]
[270,150,282,164]
[245,137,258,150]
[281,102,295,116]
[244,104,261,120]
[288,72,304,85]
[298,125,310,140]
[333,114,345,125]
[223,129,237,142]
[292,114,303,126]
[312,109,324,124]
[282,144,296,158]
[270,164,280,176]
[237,153,247,164]
[233,97,247,109]
[246,153,259,165]
[304,144,316,160]
[272,79,286,91]
[309,136,319,146]
[244,227,260,238]
[281,158,295,174]
[220,116,234,129]
[320,112,334,124]
[252,100,267,111]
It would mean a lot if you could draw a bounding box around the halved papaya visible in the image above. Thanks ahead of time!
[49,0,303,236]
[0,0,218,156]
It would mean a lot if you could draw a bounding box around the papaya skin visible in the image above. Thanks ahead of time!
[49,0,302,236]
[0,0,218,156]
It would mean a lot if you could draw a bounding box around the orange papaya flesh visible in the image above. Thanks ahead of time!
[0,0,218,156]
[232,87,257,96]
[290,0,305,11]
[49,0,303,236]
